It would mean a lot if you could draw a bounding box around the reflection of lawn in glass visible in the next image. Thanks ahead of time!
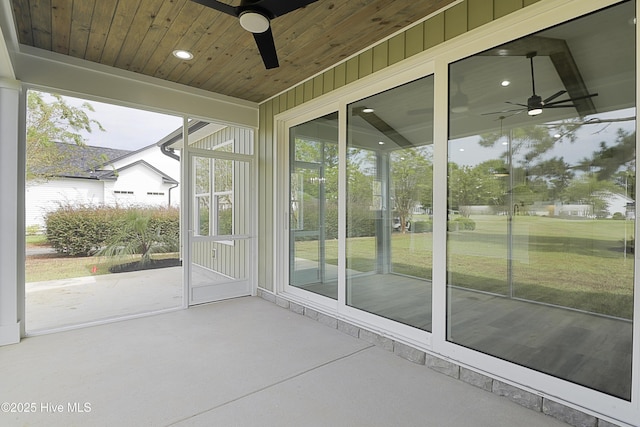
[294,215,634,319]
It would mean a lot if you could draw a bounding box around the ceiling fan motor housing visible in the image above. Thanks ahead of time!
[239,10,270,33]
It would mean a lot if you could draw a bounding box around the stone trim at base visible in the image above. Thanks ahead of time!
[257,289,623,427]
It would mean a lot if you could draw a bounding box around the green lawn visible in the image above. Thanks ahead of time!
[25,252,179,282]
[294,215,634,319]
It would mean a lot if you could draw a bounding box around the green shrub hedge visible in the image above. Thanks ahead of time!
[45,204,179,256]
[412,220,433,233]
[447,217,476,231]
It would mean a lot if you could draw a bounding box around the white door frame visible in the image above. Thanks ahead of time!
[182,125,257,306]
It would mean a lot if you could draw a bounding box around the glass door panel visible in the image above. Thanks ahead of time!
[289,112,339,299]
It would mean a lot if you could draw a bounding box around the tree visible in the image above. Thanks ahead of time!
[390,147,432,232]
[96,208,179,267]
[26,91,105,180]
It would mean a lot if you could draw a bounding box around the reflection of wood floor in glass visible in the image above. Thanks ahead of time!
[298,273,632,400]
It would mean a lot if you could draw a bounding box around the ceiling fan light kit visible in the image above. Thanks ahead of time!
[239,11,270,33]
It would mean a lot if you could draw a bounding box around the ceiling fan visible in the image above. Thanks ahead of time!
[485,51,598,117]
[191,0,319,69]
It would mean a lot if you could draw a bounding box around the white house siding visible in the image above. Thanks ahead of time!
[110,145,180,207]
[103,163,175,207]
[25,179,104,228]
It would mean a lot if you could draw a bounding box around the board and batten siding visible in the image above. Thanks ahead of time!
[190,125,253,279]
[256,0,541,292]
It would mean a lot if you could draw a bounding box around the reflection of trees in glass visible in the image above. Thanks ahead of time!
[448,161,505,216]
[390,147,432,231]
[292,138,339,238]
[347,148,377,237]
[452,118,635,216]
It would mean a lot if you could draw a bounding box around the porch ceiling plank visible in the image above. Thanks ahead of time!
[112,0,165,70]
[84,1,119,63]
[99,0,143,66]
[11,0,463,103]
[142,2,204,79]
[163,10,226,83]
[50,0,72,55]
[68,0,95,59]
[11,0,33,46]
[181,12,254,89]
[127,0,189,75]
[28,0,52,51]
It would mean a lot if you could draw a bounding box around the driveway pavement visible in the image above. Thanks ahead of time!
[26,266,183,332]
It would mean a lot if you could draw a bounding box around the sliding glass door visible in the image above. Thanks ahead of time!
[289,112,339,299]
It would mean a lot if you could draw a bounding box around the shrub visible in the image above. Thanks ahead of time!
[45,204,115,256]
[448,217,476,231]
[45,204,179,257]
[96,207,179,266]
[412,220,433,233]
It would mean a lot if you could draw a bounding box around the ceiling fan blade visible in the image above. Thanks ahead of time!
[481,108,524,116]
[505,101,528,108]
[544,104,579,109]
[253,28,279,69]
[545,93,599,106]
[190,0,239,16]
[543,90,566,104]
[257,0,319,17]
[493,109,526,120]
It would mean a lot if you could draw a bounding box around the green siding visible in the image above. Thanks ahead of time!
[372,42,389,72]
[256,0,540,291]
[468,0,494,30]
[323,69,335,93]
[346,57,359,84]
[425,13,445,49]
[495,0,523,18]
[303,80,314,103]
[406,23,424,58]
[359,50,373,78]
[334,62,346,89]
[445,2,468,40]
[313,75,324,98]
[388,32,406,65]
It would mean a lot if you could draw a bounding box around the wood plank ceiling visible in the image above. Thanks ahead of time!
[10,0,456,103]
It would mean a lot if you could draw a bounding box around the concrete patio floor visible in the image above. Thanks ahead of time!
[1,297,569,427]
[26,267,183,332]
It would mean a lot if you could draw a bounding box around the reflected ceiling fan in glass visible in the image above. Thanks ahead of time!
[483,51,598,118]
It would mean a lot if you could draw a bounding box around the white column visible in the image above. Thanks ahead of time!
[0,77,21,345]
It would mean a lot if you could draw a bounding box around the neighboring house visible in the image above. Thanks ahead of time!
[25,141,180,228]
[598,191,635,219]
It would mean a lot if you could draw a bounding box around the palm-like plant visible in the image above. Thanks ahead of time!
[97,209,179,267]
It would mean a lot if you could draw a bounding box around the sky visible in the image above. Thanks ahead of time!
[37,90,184,151]
[450,108,636,168]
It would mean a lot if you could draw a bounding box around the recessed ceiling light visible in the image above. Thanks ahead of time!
[363,108,375,113]
[501,80,510,87]
[173,50,194,60]
[378,141,385,145]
